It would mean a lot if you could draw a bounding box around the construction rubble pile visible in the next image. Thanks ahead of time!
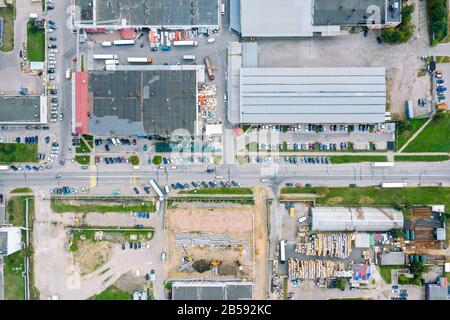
[288,259,347,280]
[295,233,353,258]
[271,246,283,297]
[198,84,217,122]
[176,232,245,249]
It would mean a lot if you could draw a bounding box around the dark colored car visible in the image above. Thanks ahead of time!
[48,44,57,49]
[129,242,133,249]
[133,243,137,249]
[48,36,57,41]
[105,144,110,151]
[121,243,126,250]
[133,187,140,194]
[135,224,144,229]
[376,37,382,44]
[48,68,55,73]
[47,4,54,9]
[143,186,150,194]
[137,242,141,249]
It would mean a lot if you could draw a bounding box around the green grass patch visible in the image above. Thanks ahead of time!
[436,56,450,63]
[170,197,255,205]
[3,250,25,300]
[41,0,45,12]
[329,156,387,164]
[0,4,15,52]
[396,118,429,150]
[378,265,404,284]
[51,199,155,213]
[89,285,131,300]
[82,135,94,148]
[10,187,33,194]
[26,20,45,61]
[180,187,253,195]
[417,69,427,77]
[75,139,91,153]
[0,143,38,163]
[404,113,450,152]
[213,155,223,165]
[74,155,90,165]
[398,274,422,286]
[394,155,449,162]
[280,187,450,209]
[7,196,34,227]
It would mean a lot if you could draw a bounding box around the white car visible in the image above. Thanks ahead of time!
[215,175,223,179]
[261,178,267,183]
[206,37,215,43]
[171,165,177,170]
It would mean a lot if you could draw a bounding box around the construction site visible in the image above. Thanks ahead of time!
[165,188,268,299]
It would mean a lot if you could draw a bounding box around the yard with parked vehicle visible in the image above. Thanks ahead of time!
[0,143,38,163]
[0,4,15,52]
[26,20,45,61]
[280,187,450,209]
[403,113,450,152]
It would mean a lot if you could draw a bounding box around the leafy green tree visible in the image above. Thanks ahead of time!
[336,278,347,291]
[152,155,162,165]
[390,229,404,239]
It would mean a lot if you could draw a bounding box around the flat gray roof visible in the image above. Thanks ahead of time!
[88,69,197,136]
[380,251,405,265]
[172,282,253,300]
[313,0,401,26]
[239,67,387,124]
[75,0,219,27]
[0,96,42,123]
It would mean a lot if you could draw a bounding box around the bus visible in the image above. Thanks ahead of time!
[113,39,135,46]
[280,240,286,264]
[93,54,118,60]
[149,179,165,201]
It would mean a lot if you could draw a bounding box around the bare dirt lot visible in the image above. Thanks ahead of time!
[167,188,268,299]
[73,241,111,275]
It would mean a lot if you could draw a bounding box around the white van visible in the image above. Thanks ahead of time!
[221,3,225,15]
[206,37,215,44]
[182,55,196,60]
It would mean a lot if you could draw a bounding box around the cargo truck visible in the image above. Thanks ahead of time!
[204,56,215,80]
[105,59,119,65]
[280,240,286,264]
[93,54,118,60]
[127,57,153,64]
[113,39,135,46]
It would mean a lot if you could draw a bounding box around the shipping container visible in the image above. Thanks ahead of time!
[204,56,215,80]
[405,230,410,240]
[421,255,426,264]
[406,100,414,119]
[127,57,153,63]
[415,254,419,262]
[410,230,415,241]
[101,41,112,47]
[409,254,414,264]
[105,59,119,65]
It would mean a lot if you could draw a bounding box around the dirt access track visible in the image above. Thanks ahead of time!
[166,188,268,299]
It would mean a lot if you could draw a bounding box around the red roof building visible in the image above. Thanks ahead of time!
[74,72,89,134]
[120,28,136,39]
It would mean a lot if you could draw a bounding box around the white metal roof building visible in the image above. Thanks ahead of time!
[238,67,387,124]
[235,0,340,37]
[311,207,404,232]
[0,226,22,256]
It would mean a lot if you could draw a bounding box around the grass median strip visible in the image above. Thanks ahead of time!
[0,4,15,52]
[280,186,450,209]
[74,155,90,165]
[27,20,45,61]
[179,187,253,195]
[394,155,449,162]
[10,187,33,193]
[51,198,155,213]
[0,143,38,163]
[329,155,387,164]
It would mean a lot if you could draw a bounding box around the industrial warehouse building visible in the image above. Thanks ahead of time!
[227,43,387,125]
[231,0,401,37]
[74,0,219,29]
[0,95,47,124]
[172,282,253,300]
[72,65,203,136]
[311,207,404,231]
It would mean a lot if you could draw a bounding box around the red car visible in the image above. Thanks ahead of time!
[132,139,137,145]
[95,156,99,164]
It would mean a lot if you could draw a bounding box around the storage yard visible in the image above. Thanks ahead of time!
[295,233,353,259]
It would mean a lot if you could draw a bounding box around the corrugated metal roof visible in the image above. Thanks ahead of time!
[240,0,340,37]
[240,67,386,124]
[311,207,404,231]
[172,282,253,300]
[242,42,257,67]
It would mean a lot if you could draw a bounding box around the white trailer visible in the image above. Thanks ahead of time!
[280,240,286,264]
[149,179,165,201]
[182,55,196,60]
[93,54,118,60]
[101,41,112,47]
[173,40,198,46]
[372,162,394,167]
[0,165,10,171]
[113,39,135,46]
[105,59,119,65]
[381,182,407,188]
